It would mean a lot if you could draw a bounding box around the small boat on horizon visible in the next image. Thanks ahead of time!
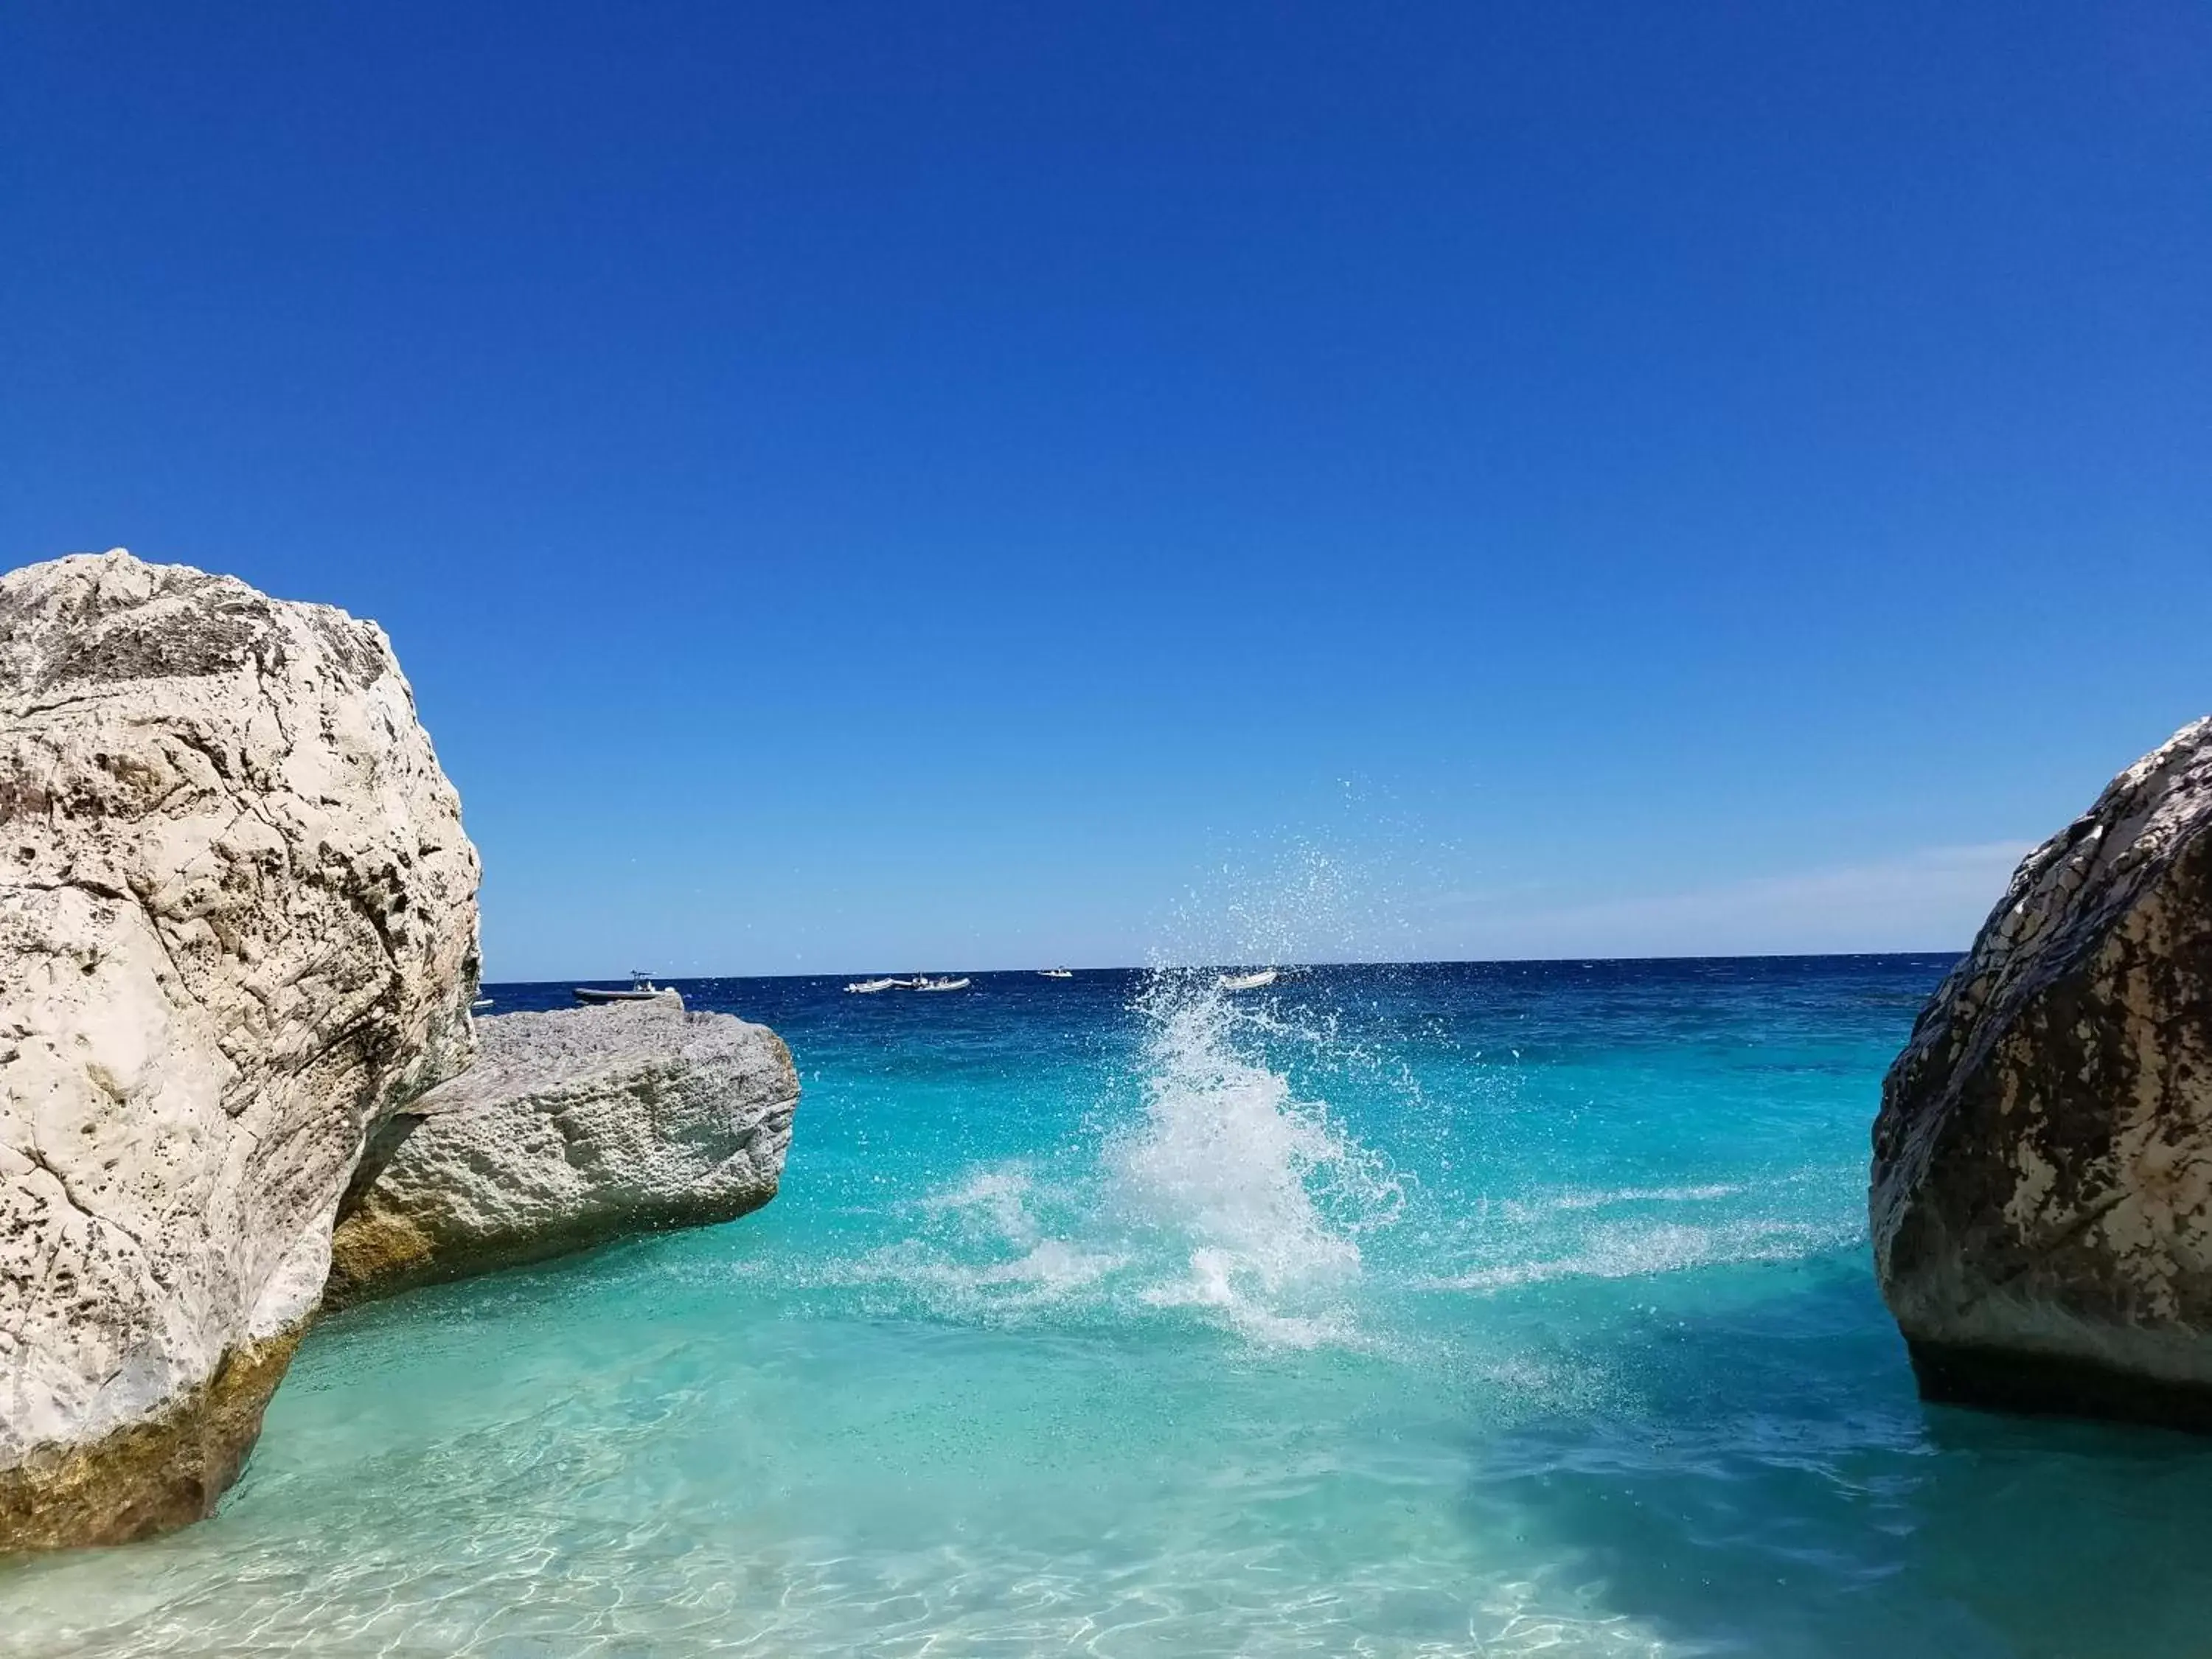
[574,972,675,1005]
[911,975,971,992]
[845,977,909,994]
[1039,967,1074,979]
[1217,968,1280,992]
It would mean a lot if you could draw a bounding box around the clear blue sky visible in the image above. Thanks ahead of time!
[4,2,2208,978]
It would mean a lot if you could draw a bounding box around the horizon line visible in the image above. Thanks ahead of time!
[501,947,1969,986]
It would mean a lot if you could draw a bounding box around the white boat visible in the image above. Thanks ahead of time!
[911,976,971,992]
[575,972,675,1004]
[844,977,906,994]
[472,997,494,1010]
[1217,968,1280,992]
[1040,967,1074,979]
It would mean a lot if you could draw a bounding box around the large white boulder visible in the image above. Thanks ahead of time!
[327,998,798,1304]
[0,550,480,1547]
[1873,716,2212,1426]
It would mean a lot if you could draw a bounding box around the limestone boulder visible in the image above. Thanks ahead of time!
[326,998,797,1304]
[0,550,480,1548]
[1872,715,2212,1426]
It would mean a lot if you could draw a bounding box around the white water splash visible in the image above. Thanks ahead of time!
[1155,841,1366,973]
[1106,970,1403,1346]
[830,972,1406,1349]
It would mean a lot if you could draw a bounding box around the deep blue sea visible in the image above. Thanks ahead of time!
[9,957,2212,1657]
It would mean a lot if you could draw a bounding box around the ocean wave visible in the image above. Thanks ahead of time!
[1538,1182,1745,1211]
[1424,1217,1863,1293]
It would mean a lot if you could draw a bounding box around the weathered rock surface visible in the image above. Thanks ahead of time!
[1873,715,2212,1426]
[326,998,797,1304]
[0,550,480,1548]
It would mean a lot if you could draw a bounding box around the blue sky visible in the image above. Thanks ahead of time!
[4,1,2208,978]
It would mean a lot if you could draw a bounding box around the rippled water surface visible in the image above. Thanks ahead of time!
[9,957,2212,1657]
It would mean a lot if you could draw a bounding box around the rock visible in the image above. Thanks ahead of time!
[325,998,797,1304]
[1872,715,2212,1427]
[0,551,480,1548]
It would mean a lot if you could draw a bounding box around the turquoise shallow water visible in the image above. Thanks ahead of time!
[8,957,2212,1657]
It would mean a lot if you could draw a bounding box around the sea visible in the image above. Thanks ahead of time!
[7,956,2212,1658]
